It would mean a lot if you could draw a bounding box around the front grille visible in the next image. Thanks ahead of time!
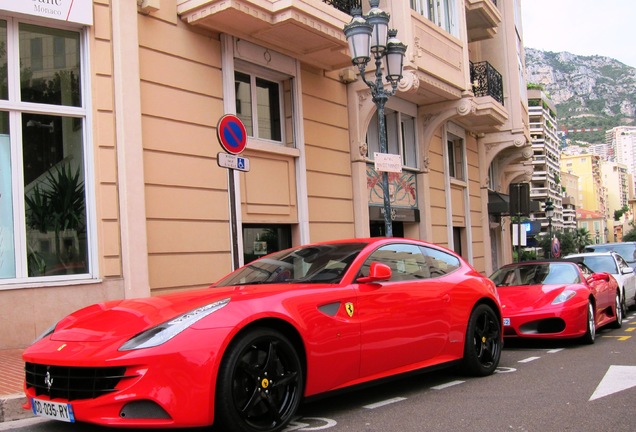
[25,362,132,401]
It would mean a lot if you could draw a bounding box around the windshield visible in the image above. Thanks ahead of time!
[576,256,618,274]
[591,245,636,263]
[491,263,580,286]
[215,242,366,286]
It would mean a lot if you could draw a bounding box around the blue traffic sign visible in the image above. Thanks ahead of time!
[217,114,247,155]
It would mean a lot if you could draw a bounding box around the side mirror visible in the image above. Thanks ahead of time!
[357,262,392,284]
[587,272,610,283]
[622,267,634,275]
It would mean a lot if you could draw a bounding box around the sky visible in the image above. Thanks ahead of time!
[520,0,636,68]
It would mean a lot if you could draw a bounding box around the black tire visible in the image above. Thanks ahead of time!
[461,304,502,376]
[215,328,303,432]
[611,292,623,329]
[581,301,596,344]
[621,289,627,316]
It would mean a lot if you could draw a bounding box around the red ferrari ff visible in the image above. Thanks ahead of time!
[23,238,502,432]
[490,259,622,344]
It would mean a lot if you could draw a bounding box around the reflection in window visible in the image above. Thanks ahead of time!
[0,111,14,278]
[22,114,88,277]
[243,224,292,265]
[0,20,7,100]
[19,23,81,107]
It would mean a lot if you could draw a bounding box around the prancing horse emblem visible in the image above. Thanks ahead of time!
[44,369,53,392]
[345,302,354,317]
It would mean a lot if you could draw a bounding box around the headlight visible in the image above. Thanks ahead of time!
[552,290,576,305]
[119,298,230,351]
[32,322,58,344]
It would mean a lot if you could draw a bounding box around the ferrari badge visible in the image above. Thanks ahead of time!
[345,302,354,317]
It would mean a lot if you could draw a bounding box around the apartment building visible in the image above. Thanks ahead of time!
[561,154,606,218]
[527,88,561,232]
[0,0,530,348]
[607,126,636,190]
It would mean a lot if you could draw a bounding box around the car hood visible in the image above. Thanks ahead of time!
[496,284,572,312]
[50,287,236,343]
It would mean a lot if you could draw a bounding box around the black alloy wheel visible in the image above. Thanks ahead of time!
[461,304,502,376]
[215,328,303,432]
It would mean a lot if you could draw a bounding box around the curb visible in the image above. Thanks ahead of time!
[0,394,32,423]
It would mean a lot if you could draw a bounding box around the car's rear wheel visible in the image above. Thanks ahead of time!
[581,301,596,344]
[612,292,623,329]
[215,328,303,432]
[461,304,502,376]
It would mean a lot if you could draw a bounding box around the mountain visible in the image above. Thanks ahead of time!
[524,47,636,143]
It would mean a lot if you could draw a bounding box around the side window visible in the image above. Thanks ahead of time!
[616,254,628,271]
[359,244,460,282]
[419,246,460,277]
[359,244,428,282]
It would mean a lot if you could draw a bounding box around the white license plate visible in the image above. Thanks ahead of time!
[503,318,510,326]
[31,398,75,423]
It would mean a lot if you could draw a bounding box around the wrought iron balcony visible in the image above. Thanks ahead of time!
[470,61,504,106]
[323,0,360,14]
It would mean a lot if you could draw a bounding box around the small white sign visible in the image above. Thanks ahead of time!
[0,0,94,26]
[374,152,402,173]
[217,152,250,172]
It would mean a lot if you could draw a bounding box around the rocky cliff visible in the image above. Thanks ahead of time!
[525,47,636,142]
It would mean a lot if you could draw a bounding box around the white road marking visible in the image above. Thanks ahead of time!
[590,365,636,401]
[363,397,407,409]
[518,356,541,363]
[431,380,465,390]
[547,349,563,354]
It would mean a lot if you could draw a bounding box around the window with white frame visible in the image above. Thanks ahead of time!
[447,132,465,181]
[0,17,90,282]
[366,108,418,169]
[410,0,457,36]
[234,63,294,146]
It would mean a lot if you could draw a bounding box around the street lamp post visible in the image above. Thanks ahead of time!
[344,0,406,237]
[545,200,554,258]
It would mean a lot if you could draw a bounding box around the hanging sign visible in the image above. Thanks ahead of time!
[0,0,94,26]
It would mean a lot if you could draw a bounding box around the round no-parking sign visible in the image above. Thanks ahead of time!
[217,114,247,155]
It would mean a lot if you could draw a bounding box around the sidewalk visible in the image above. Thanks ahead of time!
[0,349,31,423]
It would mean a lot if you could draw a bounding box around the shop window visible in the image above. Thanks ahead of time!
[243,224,292,264]
[0,18,89,282]
[366,108,417,169]
[410,0,457,36]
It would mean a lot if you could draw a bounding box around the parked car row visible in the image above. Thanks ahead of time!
[20,237,632,432]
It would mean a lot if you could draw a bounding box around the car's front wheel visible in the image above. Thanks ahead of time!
[461,304,502,376]
[215,327,303,432]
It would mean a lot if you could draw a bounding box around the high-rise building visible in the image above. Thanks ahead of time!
[528,88,561,232]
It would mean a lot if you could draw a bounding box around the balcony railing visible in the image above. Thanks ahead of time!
[323,0,360,14]
[470,61,504,106]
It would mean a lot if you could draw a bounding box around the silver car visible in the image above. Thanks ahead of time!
[566,251,636,314]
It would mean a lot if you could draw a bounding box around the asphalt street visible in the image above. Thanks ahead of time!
[4,312,636,432]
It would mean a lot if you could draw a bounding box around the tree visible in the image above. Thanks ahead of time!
[537,228,592,257]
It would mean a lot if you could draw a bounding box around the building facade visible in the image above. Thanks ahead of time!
[0,0,530,349]
[527,88,561,232]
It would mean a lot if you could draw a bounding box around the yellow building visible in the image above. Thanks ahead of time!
[0,0,530,348]
[561,154,605,217]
